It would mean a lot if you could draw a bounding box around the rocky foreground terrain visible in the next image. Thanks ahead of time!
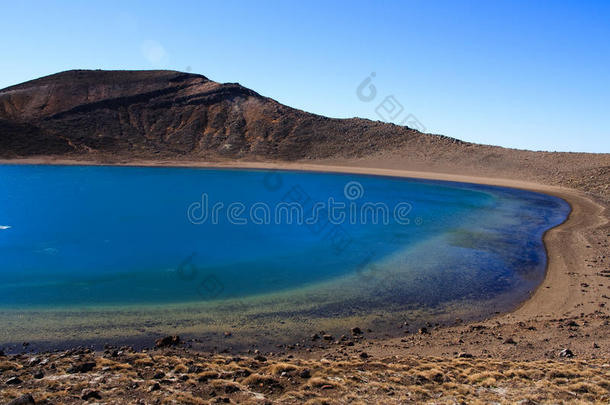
[1,340,609,405]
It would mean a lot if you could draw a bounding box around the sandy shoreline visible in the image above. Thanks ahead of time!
[0,157,608,361]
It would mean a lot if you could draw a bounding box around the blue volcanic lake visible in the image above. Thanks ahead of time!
[0,165,569,349]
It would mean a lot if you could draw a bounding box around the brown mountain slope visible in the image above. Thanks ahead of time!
[0,69,445,160]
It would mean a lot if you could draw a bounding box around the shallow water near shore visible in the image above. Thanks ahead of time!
[0,165,570,350]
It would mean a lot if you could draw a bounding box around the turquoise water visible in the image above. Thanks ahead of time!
[0,165,569,316]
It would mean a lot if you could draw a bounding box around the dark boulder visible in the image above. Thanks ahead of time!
[67,362,96,373]
[6,394,35,405]
[155,335,180,348]
[5,377,22,385]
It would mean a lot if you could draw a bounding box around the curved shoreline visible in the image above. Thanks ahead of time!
[0,157,608,358]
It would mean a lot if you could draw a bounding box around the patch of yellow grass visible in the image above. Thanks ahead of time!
[567,381,605,395]
[169,392,207,404]
[0,360,21,371]
[133,357,154,367]
[97,357,132,370]
[242,373,280,388]
[267,362,299,375]
[306,377,338,389]
[414,367,445,384]
[210,379,242,394]
[195,370,219,381]
[468,371,503,385]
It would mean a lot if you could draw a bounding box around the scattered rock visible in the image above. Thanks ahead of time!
[6,394,35,405]
[198,371,220,382]
[149,382,161,392]
[430,372,445,383]
[5,376,22,385]
[254,354,267,362]
[33,370,44,379]
[67,362,96,373]
[418,327,429,334]
[28,357,40,367]
[457,352,474,358]
[311,333,320,341]
[153,371,165,379]
[503,337,518,345]
[224,384,240,393]
[351,327,363,335]
[559,348,574,358]
[81,390,101,401]
[322,334,333,341]
[359,352,369,359]
[299,369,311,379]
[234,368,251,378]
[155,335,180,348]
[188,365,202,373]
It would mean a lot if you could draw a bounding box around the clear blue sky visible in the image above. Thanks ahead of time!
[1,0,608,152]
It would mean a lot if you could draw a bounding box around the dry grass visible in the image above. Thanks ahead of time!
[0,349,608,404]
[267,362,299,375]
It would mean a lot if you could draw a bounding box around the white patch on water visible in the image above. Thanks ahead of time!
[37,247,59,255]
[0,225,11,230]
